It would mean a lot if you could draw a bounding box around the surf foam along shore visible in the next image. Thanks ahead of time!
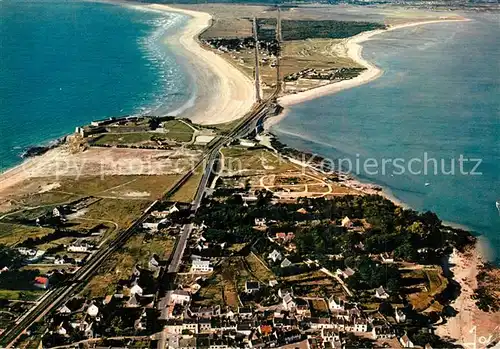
[137,3,256,125]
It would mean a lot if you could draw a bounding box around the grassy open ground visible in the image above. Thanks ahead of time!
[0,290,44,301]
[0,223,54,246]
[93,120,194,146]
[194,254,277,309]
[281,269,340,298]
[222,147,297,175]
[54,175,181,199]
[169,169,204,203]
[83,233,175,298]
[404,267,448,312]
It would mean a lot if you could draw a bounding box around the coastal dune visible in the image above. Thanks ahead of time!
[148,4,256,125]
[277,18,470,109]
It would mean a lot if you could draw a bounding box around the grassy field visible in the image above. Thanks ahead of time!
[162,120,195,143]
[405,268,449,312]
[0,223,54,246]
[222,147,296,175]
[93,120,194,146]
[82,199,150,232]
[94,133,155,146]
[281,269,338,297]
[195,259,241,309]
[169,169,203,203]
[0,289,44,301]
[54,175,180,199]
[245,253,275,283]
[83,233,175,298]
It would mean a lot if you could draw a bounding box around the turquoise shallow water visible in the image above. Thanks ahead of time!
[272,16,500,262]
[0,0,191,171]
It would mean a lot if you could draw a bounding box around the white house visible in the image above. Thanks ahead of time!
[321,328,341,343]
[395,307,406,323]
[400,334,415,348]
[281,258,292,268]
[130,284,143,296]
[171,290,191,304]
[375,286,390,299]
[87,304,99,317]
[142,222,159,231]
[282,294,296,311]
[354,319,369,332]
[268,249,283,263]
[254,218,266,227]
[191,259,213,273]
[67,243,93,253]
[381,253,394,264]
[328,296,345,311]
[341,216,353,228]
[58,305,71,315]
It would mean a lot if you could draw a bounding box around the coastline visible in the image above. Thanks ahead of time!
[266,17,470,129]
[145,4,256,126]
[0,5,494,345]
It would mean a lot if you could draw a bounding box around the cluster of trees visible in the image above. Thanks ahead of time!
[0,245,24,269]
[196,192,475,266]
[20,229,85,248]
[256,18,385,41]
[345,256,401,293]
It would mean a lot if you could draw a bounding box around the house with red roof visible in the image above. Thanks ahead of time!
[34,276,49,289]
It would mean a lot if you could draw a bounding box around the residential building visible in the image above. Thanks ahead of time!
[375,286,390,299]
[171,290,191,304]
[268,249,283,263]
[254,218,266,227]
[34,276,49,289]
[400,334,415,348]
[341,216,352,228]
[191,259,213,273]
[328,296,345,312]
[281,258,293,268]
[245,281,260,294]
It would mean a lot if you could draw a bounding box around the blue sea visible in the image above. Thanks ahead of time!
[0,0,192,171]
[272,15,500,262]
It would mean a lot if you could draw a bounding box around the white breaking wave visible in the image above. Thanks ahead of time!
[129,10,194,117]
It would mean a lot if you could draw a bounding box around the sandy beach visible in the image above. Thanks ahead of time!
[146,4,256,125]
[273,18,470,117]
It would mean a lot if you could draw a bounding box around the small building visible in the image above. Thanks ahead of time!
[372,325,396,340]
[281,258,292,268]
[400,334,415,348]
[268,249,283,263]
[381,252,395,264]
[34,276,49,289]
[191,259,213,273]
[254,218,266,227]
[269,279,278,287]
[245,281,260,294]
[58,305,71,315]
[375,286,390,299]
[341,216,353,228]
[328,296,345,311]
[238,306,253,319]
[395,307,406,323]
[130,284,143,296]
[171,290,191,304]
[239,139,256,148]
[87,304,99,317]
[336,267,355,279]
[282,294,296,311]
[354,318,369,332]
